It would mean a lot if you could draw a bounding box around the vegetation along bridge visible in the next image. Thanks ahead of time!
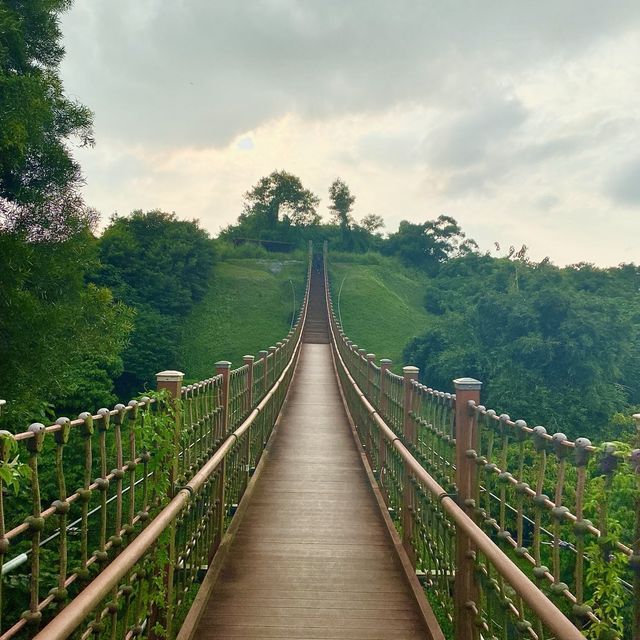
[0,243,639,640]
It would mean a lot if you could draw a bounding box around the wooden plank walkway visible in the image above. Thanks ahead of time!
[191,260,427,638]
[192,341,428,639]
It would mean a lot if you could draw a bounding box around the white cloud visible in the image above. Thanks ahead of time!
[60,1,640,265]
[424,96,528,169]
[609,157,640,205]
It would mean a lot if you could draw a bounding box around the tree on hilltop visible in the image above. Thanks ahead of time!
[360,213,385,234]
[385,215,477,274]
[328,178,355,247]
[241,171,320,229]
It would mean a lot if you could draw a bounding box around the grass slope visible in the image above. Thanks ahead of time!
[329,259,430,367]
[180,259,306,381]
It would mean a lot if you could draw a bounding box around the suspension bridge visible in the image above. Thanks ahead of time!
[0,243,638,640]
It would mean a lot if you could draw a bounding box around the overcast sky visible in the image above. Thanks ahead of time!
[60,1,640,266]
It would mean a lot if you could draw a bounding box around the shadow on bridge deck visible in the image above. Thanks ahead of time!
[186,259,429,639]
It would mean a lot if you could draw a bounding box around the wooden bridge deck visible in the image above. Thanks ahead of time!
[191,341,428,636]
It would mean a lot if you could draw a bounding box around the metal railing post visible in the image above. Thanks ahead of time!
[403,366,419,445]
[156,370,184,495]
[357,348,366,381]
[276,341,284,377]
[244,355,255,413]
[243,355,255,486]
[268,346,277,386]
[453,377,482,640]
[379,359,392,417]
[633,413,640,640]
[366,353,375,399]
[154,370,184,640]
[259,350,268,395]
[350,344,358,373]
[402,366,419,566]
[378,359,392,501]
[216,361,231,435]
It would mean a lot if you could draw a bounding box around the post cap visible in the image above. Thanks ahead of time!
[380,358,392,365]
[367,353,376,359]
[259,350,268,356]
[403,366,419,375]
[215,361,232,369]
[156,370,185,382]
[453,377,482,390]
[243,355,255,362]
[269,345,277,351]
[633,413,640,426]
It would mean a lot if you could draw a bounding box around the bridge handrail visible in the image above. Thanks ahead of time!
[32,282,309,639]
[402,376,639,639]
[323,243,592,640]
[0,246,313,639]
[329,317,584,640]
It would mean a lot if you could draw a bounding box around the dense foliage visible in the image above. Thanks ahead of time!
[404,253,640,440]
[0,0,95,239]
[94,210,216,397]
[383,215,478,274]
[0,0,131,427]
[0,232,133,426]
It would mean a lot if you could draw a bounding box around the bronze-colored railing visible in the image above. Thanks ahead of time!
[323,242,618,640]
[0,246,312,640]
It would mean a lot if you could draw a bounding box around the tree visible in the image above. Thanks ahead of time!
[0,232,133,427]
[241,171,320,229]
[97,210,215,315]
[404,255,640,440]
[94,210,216,395]
[0,1,95,239]
[385,215,477,274]
[328,178,355,247]
[360,213,385,234]
[0,1,133,427]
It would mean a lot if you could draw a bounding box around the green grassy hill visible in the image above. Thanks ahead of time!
[180,259,307,381]
[180,253,429,382]
[328,257,430,367]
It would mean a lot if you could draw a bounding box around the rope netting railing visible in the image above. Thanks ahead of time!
[459,405,640,640]
[324,242,636,640]
[0,247,312,640]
